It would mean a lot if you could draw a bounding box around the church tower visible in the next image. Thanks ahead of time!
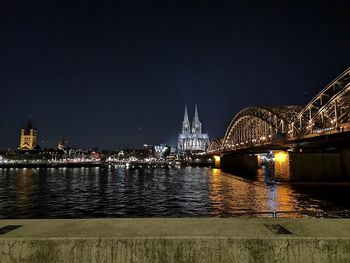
[57,137,65,150]
[191,104,202,134]
[182,105,191,134]
[20,119,37,150]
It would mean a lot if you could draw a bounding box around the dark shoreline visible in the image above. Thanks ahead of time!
[0,162,102,168]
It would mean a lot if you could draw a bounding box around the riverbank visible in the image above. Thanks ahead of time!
[0,162,102,168]
[0,218,349,262]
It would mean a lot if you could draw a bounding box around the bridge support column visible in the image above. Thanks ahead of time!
[289,150,350,181]
[213,155,221,168]
[221,154,258,176]
[341,149,350,178]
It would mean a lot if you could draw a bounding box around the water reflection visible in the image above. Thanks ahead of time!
[209,169,271,215]
[0,166,348,219]
[15,168,35,215]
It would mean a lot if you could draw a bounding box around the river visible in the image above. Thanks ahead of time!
[0,166,349,218]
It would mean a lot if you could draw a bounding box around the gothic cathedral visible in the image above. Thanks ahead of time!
[178,105,209,152]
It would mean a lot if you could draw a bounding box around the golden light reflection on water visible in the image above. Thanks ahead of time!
[256,167,264,181]
[208,168,299,216]
[15,168,35,209]
[274,184,296,212]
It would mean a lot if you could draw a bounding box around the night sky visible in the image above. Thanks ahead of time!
[1,1,349,150]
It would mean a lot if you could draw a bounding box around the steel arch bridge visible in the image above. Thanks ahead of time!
[294,67,350,137]
[209,68,350,152]
[208,138,223,152]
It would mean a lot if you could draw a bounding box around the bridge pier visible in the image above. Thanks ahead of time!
[289,150,350,181]
[214,149,350,182]
[220,153,258,175]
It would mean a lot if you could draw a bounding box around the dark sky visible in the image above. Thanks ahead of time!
[1,0,349,150]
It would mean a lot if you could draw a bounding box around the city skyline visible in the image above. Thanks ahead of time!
[1,1,349,149]
[3,106,210,150]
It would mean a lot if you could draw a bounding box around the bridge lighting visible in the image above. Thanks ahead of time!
[213,155,221,168]
[275,151,288,162]
[214,155,220,162]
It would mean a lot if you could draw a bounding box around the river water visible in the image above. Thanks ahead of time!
[0,166,349,218]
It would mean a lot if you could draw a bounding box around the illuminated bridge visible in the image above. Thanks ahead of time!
[209,67,350,154]
[207,68,350,181]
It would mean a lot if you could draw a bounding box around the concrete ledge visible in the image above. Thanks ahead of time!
[0,219,349,262]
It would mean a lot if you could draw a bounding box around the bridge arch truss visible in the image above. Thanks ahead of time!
[208,138,223,153]
[294,68,350,136]
[222,106,302,150]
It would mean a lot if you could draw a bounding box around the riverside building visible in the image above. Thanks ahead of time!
[19,119,37,150]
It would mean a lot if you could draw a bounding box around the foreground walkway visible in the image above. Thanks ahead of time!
[0,218,349,262]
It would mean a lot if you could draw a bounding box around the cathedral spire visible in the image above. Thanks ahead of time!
[192,104,202,134]
[184,105,189,123]
[182,105,190,134]
[194,104,199,123]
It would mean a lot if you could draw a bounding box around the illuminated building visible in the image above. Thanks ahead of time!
[19,119,37,150]
[178,105,209,152]
[57,138,65,150]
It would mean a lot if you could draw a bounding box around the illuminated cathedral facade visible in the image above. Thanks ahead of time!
[178,105,209,152]
[19,119,37,150]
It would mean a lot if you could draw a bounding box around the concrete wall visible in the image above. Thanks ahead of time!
[1,218,349,263]
[290,151,350,181]
[340,149,350,178]
[0,237,350,263]
[221,154,258,176]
